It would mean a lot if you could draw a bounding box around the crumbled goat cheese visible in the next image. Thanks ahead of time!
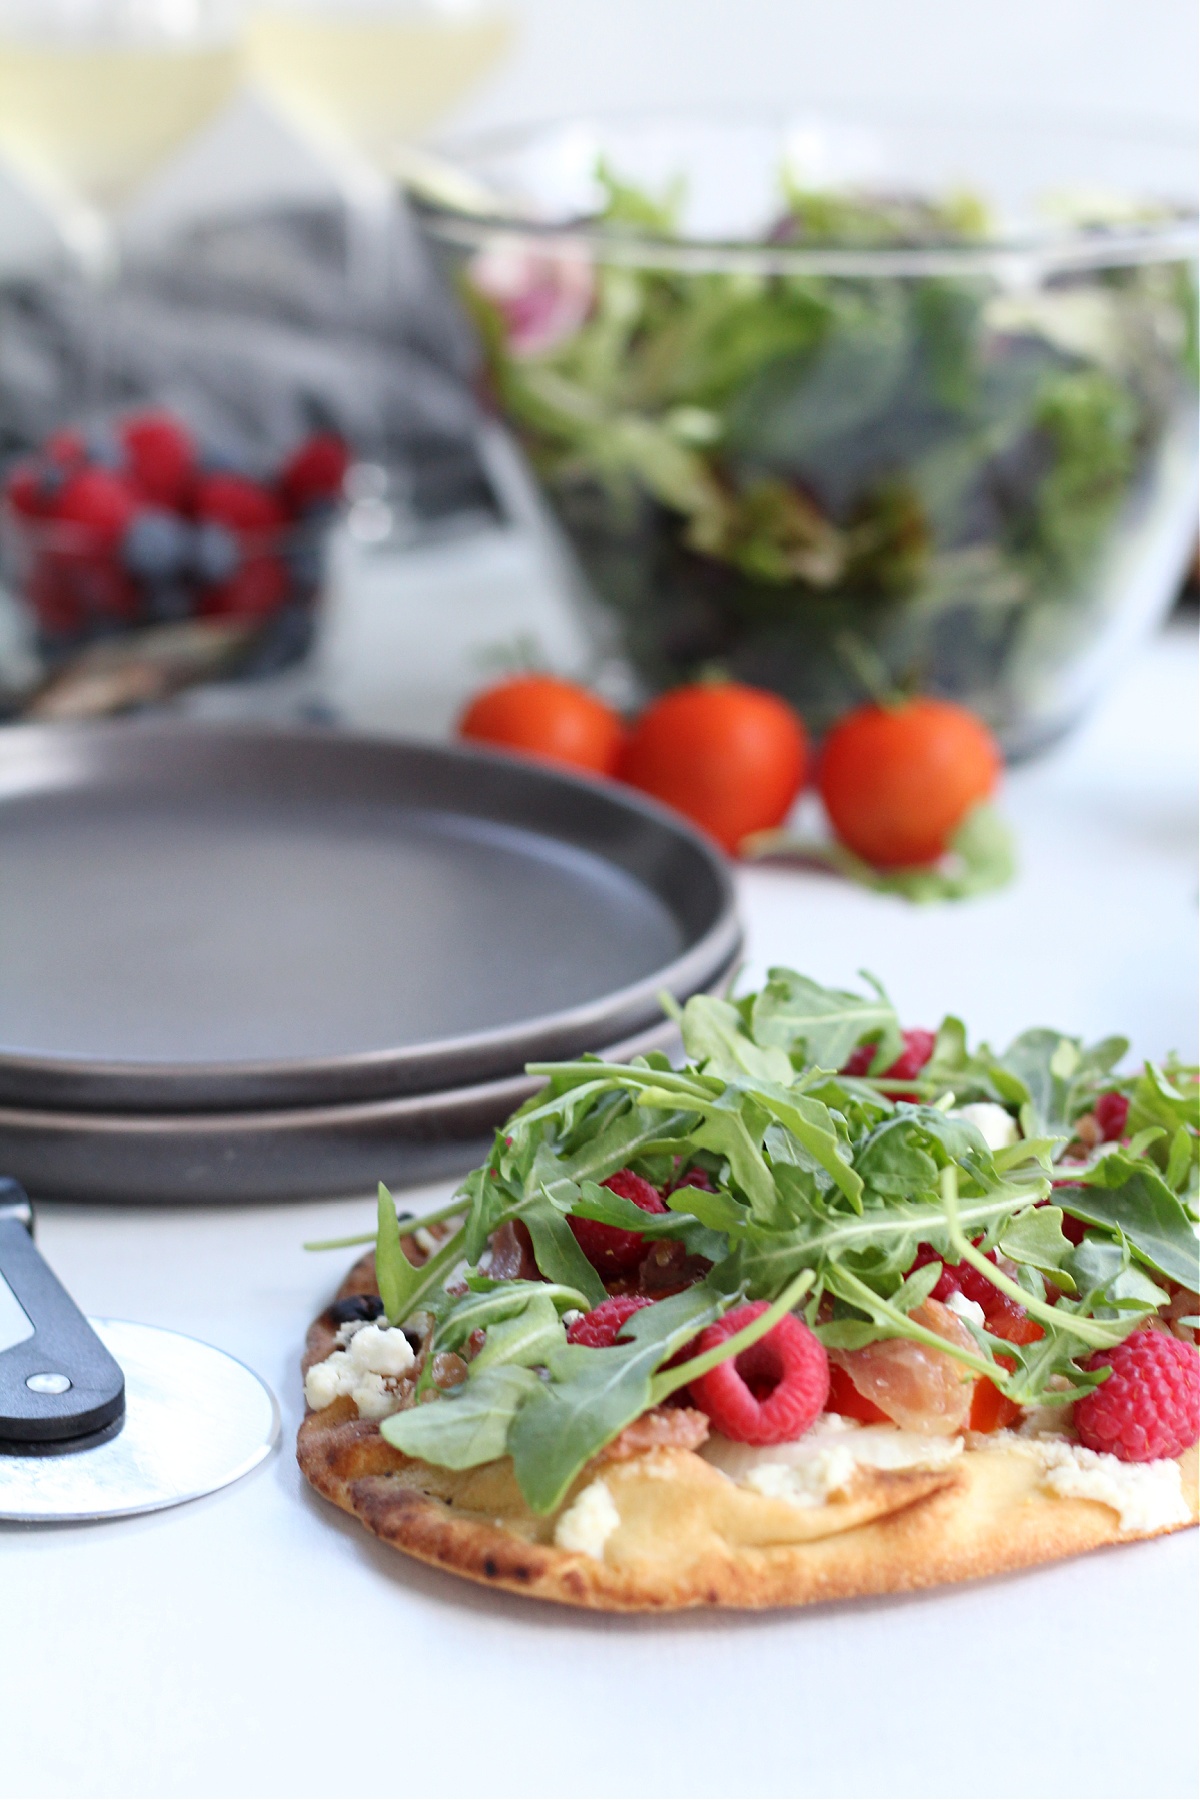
[1025,1439,1191,1534]
[348,1323,417,1376]
[702,1415,964,1508]
[304,1322,416,1419]
[944,1290,987,1327]
[554,1477,621,1558]
[952,1102,1019,1151]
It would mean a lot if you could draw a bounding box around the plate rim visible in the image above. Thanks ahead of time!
[0,720,740,1111]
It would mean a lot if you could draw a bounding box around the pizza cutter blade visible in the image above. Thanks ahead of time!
[0,1181,279,1523]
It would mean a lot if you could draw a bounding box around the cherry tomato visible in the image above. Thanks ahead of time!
[967,1301,1044,1433]
[968,1365,1022,1433]
[826,1360,889,1423]
[458,675,625,777]
[817,698,1000,868]
[618,682,807,855]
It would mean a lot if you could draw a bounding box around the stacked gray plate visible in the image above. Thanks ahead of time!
[0,723,740,1201]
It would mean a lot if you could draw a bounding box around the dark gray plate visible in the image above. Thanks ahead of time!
[0,723,739,1112]
[0,996,735,1203]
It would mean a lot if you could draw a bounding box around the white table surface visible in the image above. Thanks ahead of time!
[2,619,1197,1800]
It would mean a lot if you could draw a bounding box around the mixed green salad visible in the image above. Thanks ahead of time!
[464,171,1198,750]
[321,970,1200,1514]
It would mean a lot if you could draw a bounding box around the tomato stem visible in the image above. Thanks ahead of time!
[834,631,908,713]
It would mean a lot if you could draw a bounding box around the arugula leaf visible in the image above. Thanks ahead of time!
[374,1182,420,1324]
[1056,1156,1200,1290]
[680,994,794,1085]
[470,1292,567,1374]
[432,1281,588,1353]
[999,1206,1078,1288]
[688,1089,780,1220]
[507,1284,726,1512]
[664,1182,752,1235]
[749,968,904,1071]
[361,966,1188,1495]
[1065,1235,1168,1318]
[993,1029,1129,1138]
[572,1180,727,1260]
[517,1198,607,1308]
[374,1183,468,1327]
[756,1087,864,1208]
[381,1366,542,1470]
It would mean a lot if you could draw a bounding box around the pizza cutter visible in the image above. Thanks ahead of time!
[0,1179,279,1523]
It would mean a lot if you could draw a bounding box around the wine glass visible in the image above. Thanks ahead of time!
[247,0,509,165]
[246,0,510,303]
[0,0,245,279]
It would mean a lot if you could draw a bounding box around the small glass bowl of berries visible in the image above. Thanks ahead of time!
[0,410,349,673]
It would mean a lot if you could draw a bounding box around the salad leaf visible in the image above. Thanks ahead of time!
[744,803,1016,902]
[749,967,904,1071]
[463,165,1196,746]
[470,1292,567,1374]
[1056,1155,1200,1290]
[999,1206,1078,1286]
[516,1198,607,1309]
[352,969,1189,1511]
[381,1366,542,1470]
[507,1284,726,1512]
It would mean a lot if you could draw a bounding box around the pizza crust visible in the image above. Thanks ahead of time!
[297,1253,1199,1612]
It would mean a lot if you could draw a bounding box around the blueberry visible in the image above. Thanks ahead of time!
[123,509,193,579]
[84,430,125,470]
[198,444,254,477]
[192,520,240,584]
[328,1294,384,1325]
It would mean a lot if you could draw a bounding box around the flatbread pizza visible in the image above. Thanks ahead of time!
[299,970,1200,1611]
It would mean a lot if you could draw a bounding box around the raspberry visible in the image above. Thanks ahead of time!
[4,461,52,518]
[55,468,139,543]
[688,1302,829,1445]
[1093,1091,1130,1141]
[567,1293,656,1348]
[910,1240,1003,1310]
[1075,1327,1200,1462]
[843,1027,935,1096]
[120,411,196,510]
[279,432,349,515]
[567,1169,668,1279]
[44,428,88,468]
[202,553,290,618]
[667,1164,716,1195]
[194,472,287,534]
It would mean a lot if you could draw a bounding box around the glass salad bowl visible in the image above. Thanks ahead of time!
[411,113,1198,757]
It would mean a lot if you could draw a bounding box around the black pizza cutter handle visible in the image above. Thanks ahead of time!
[0,1179,125,1446]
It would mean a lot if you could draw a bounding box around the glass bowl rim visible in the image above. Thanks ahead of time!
[409,106,1200,278]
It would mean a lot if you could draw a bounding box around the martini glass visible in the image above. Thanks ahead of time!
[0,0,245,281]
